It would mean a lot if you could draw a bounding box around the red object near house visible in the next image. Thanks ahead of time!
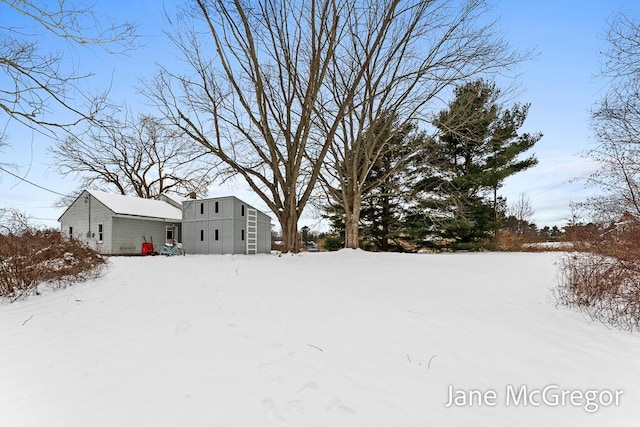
[142,242,154,256]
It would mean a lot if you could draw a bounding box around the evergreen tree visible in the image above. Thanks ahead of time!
[359,123,420,251]
[410,80,540,245]
[300,226,315,246]
[550,225,563,241]
[540,225,551,241]
[322,117,423,251]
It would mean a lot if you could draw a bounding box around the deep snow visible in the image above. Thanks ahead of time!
[1,251,639,426]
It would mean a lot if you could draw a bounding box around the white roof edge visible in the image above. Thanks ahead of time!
[159,193,189,205]
[112,214,183,223]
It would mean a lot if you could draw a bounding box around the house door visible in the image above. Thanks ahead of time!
[166,225,177,243]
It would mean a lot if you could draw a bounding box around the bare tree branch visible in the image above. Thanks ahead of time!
[0,0,136,141]
[584,13,640,221]
[50,114,218,203]
[317,0,526,248]
[148,0,358,252]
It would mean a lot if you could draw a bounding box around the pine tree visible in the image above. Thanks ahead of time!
[323,116,422,251]
[411,80,540,245]
[358,140,408,251]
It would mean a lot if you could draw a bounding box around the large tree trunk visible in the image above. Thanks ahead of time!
[344,196,361,249]
[280,215,300,253]
[279,195,301,253]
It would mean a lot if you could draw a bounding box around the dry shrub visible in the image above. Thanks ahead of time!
[495,229,526,251]
[0,216,107,301]
[271,240,285,253]
[495,230,561,252]
[556,224,640,331]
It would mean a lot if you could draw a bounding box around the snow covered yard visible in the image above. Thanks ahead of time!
[1,251,639,426]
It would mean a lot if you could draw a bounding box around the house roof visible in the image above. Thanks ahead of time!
[159,193,189,207]
[87,190,183,221]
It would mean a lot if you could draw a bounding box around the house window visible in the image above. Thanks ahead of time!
[200,229,204,241]
[69,226,73,237]
[241,205,245,216]
[215,201,219,213]
[241,229,245,241]
[200,203,204,215]
[97,223,103,242]
[215,229,219,241]
[166,226,175,242]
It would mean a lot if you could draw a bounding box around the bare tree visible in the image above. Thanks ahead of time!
[0,207,32,235]
[318,0,523,248]
[149,0,429,252]
[587,110,640,220]
[51,114,216,200]
[585,13,640,221]
[553,13,640,333]
[507,193,535,235]
[0,0,136,140]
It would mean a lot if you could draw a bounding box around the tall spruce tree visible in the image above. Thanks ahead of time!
[411,79,540,245]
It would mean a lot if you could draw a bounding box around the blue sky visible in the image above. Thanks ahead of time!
[493,0,635,225]
[1,0,639,231]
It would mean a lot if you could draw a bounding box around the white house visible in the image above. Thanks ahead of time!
[58,190,272,255]
[58,190,183,255]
